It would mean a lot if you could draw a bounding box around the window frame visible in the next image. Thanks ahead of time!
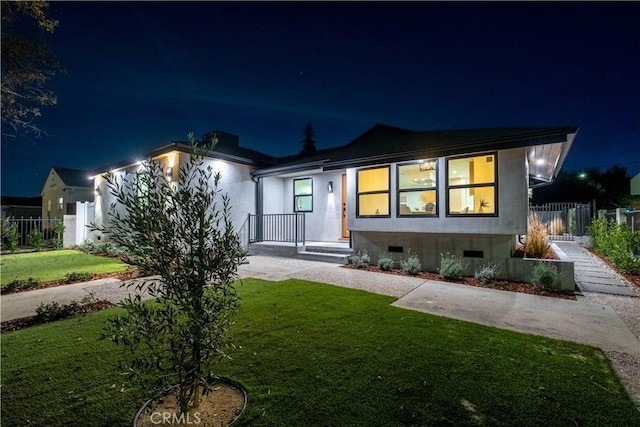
[356,165,391,218]
[445,152,499,217]
[58,197,64,210]
[293,177,313,213]
[396,160,439,218]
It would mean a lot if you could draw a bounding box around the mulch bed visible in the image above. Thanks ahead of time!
[1,300,115,333]
[1,268,144,295]
[343,264,576,300]
[512,245,559,260]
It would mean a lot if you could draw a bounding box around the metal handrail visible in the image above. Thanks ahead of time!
[248,213,305,246]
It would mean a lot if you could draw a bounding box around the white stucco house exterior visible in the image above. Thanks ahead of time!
[91,124,578,284]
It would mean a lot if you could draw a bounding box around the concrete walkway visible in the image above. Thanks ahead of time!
[2,254,639,358]
[555,241,638,296]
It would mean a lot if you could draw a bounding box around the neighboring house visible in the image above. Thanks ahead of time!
[91,124,578,279]
[631,173,640,196]
[1,196,42,219]
[41,167,94,220]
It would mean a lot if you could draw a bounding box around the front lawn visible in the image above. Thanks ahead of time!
[0,250,131,287]
[2,278,638,426]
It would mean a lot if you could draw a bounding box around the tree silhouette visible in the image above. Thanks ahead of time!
[300,123,317,154]
[1,1,62,139]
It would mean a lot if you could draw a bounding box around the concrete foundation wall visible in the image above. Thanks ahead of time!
[352,231,575,290]
[352,230,517,275]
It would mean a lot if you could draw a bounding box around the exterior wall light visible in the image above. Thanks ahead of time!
[166,167,173,181]
[328,181,334,193]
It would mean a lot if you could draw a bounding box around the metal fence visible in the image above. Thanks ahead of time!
[529,202,594,240]
[248,213,306,246]
[2,217,63,248]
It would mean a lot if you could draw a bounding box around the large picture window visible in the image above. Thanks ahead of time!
[294,178,313,212]
[357,166,390,217]
[397,160,438,216]
[447,153,497,215]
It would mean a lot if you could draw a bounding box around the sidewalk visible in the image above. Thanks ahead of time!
[2,255,639,358]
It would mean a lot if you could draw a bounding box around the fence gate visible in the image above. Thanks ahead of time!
[529,202,595,241]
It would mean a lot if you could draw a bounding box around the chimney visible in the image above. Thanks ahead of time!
[201,130,239,148]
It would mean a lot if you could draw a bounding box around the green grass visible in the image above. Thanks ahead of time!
[0,250,130,287]
[2,278,638,426]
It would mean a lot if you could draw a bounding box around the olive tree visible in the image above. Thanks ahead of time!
[93,134,245,415]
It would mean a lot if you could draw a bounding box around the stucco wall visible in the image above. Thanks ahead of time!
[279,171,345,242]
[262,176,285,214]
[93,152,256,242]
[347,147,529,236]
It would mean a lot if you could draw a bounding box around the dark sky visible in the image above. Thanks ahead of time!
[2,2,639,196]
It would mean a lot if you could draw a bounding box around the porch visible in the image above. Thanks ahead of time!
[246,212,352,264]
[248,240,352,264]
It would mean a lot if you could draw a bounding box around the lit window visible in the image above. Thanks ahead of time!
[47,200,51,212]
[357,166,390,217]
[398,160,437,216]
[447,153,497,215]
[294,178,313,212]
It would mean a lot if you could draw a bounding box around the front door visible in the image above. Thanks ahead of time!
[341,174,349,238]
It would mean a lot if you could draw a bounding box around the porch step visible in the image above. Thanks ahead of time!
[304,245,353,255]
[297,251,350,264]
[248,243,299,257]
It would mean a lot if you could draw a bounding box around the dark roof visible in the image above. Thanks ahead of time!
[53,167,92,188]
[1,196,42,207]
[253,124,578,176]
[92,137,278,175]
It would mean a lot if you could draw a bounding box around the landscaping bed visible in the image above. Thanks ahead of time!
[343,264,576,300]
[1,299,115,333]
[0,268,143,295]
[587,247,640,290]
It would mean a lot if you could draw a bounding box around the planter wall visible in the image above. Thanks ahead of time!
[505,243,575,291]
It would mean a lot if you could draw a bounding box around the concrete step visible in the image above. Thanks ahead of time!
[297,251,349,264]
[248,244,299,257]
[305,245,353,255]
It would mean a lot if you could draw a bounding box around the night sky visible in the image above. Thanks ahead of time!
[2,2,639,197]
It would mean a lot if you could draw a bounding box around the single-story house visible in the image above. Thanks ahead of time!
[41,167,94,221]
[91,124,578,283]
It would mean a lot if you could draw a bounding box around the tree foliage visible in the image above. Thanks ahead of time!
[300,123,317,154]
[93,134,245,415]
[532,165,633,209]
[1,0,62,139]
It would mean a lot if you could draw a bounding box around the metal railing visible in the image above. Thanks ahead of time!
[2,217,63,248]
[529,202,594,240]
[248,213,305,246]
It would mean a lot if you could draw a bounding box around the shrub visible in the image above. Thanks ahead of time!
[351,249,370,268]
[439,252,467,280]
[36,300,80,322]
[52,221,65,250]
[531,262,562,290]
[400,251,422,275]
[2,278,40,294]
[28,228,44,251]
[66,272,93,282]
[3,221,20,253]
[525,214,550,258]
[76,239,98,254]
[588,217,640,274]
[35,295,95,323]
[474,262,500,285]
[377,252,394,271]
